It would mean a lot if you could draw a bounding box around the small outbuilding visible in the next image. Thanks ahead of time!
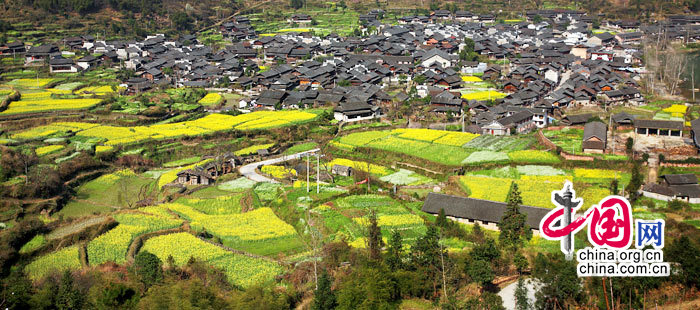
[582,121,607,153]
[331,164,353,177]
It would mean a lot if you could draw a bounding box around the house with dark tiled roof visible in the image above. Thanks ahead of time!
[421,193,550,231]
[634,120,684,138]
[582,121,607,153]
[25,44,58,65]
[481,110,535,136]
[333,100,382,122]
[641,174,700,203]
[49,56,80,73]
[560,113,593,126]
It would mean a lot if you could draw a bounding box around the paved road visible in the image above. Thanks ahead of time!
[239,148,320,183]
[498,278,540,310]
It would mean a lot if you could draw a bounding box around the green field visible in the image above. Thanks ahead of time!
[58,170,156,218]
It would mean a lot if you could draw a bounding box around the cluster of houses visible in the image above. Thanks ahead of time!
[6,9,700,140]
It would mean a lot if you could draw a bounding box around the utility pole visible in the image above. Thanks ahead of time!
[692,64,696,102]
[316,152,320,194]
[306,154,310,192]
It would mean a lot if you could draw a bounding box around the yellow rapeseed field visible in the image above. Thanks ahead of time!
[1,98,102,115]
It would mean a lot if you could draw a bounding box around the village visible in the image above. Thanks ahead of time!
[3,4,700,309]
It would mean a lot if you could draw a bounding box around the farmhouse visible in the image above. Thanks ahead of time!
[481,110,535,136]
[176,169,215,186]
[430,90,463,114]
[600,87,643,105]
[289,14,312,24]
[0,41,26,55]
[420,48,455,68]
[561,113,593,126]
[25,44,58,65]
[582,121,607,153]
[333,101,382,122]
[641,174,700,203]
[634,120,684,137]
[612,112,637,126]
[421,193,549,232]
[49,56,80,73]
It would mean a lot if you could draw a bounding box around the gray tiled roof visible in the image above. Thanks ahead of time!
[421,193,549,229]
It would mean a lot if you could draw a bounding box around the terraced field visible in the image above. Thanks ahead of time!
[12,110,320,146]
[312,195,428,246]
[459,166,629,209]
[333,129,556,166]
[140,232,282,288]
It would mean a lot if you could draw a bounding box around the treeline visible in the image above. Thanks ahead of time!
[23,0,162,15]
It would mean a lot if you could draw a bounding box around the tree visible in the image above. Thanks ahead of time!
[466,259,493,286]
[367,210,383,261]
[0,147,37,184]
[666,236,700,288]
[336,266,399,309]
[514,278,530,310]
[0,271,32,310]
[498,183,531,250]
[171,11,193,31]
[386,230,403,271]
[533,253,582,308]
[56,271,85,310]
[481,292,505,310]
[26,165,63,198]
[513,251,528,274]
[470,222,484,243]
[628,161,644,199]
[436,208,448,228]
[410,226,448,298]
[312,272,337,310]
[290,0,304,9]
[470,238,500,262]
[609,179,619,195]
[625,137,634,155]
[463,38,475,54]
[96,283,137,309]
[133,251,163,287]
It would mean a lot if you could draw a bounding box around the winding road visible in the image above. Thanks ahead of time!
[239,148,320,183]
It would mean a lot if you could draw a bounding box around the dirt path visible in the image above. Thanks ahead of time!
[648,154,659,183]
